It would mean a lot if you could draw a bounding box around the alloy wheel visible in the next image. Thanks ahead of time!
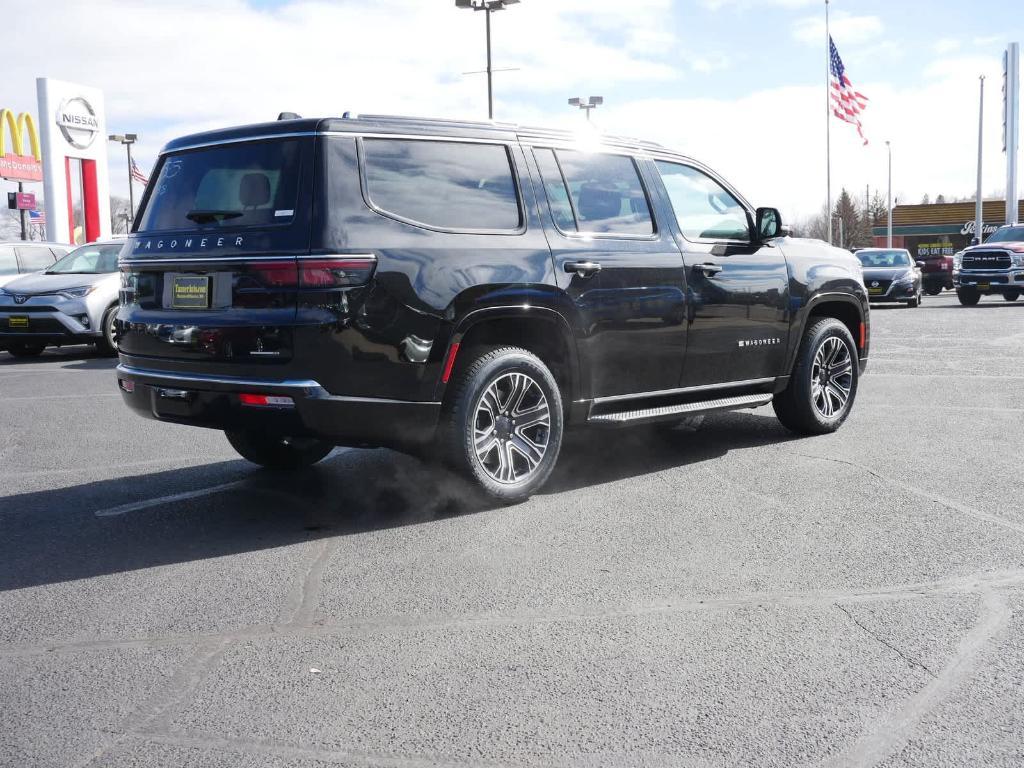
[810,336,853,419]
[473,372,551,484]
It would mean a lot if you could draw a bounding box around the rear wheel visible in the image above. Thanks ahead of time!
[225,430,334,470]
[440,346,563,502]
[773,318,859,435]
[956,287,981,306]
[1003,290,1020,302]
[94,305,119,356]
[5,344,45,358]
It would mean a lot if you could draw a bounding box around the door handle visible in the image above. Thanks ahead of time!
[693,263,723,277]
[564,261,602,278]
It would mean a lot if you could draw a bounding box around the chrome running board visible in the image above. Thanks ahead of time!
[588,393,773,426]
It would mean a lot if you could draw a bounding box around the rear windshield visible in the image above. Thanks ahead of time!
[857,250,911,267]
[136,140,302,233]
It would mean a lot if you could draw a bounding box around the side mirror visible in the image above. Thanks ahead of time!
[755,207,783,241]
[915,260,926,267]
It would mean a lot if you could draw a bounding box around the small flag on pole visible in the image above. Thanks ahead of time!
[28,209,46,226]
[130,157,149,186]
[829,36,869,145]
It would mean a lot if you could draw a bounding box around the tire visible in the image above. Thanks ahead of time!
[225,430,334,470]
[1003,290,1020,302]
[94,305,119,356]
[925,286,942,296]
[6,344,45,358]
[773,318,859,435]
[907,290,921,308]
[439,346,563,502]
[956,287,981,306]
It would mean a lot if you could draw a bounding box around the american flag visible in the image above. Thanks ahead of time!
[829,36,869,145]
[130,157,149,186]
[28,209,45,225]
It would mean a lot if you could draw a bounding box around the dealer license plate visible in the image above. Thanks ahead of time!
[171,276,210,309]
[868,287,883,295]
[8,315,28,328]
[975,282,990,291]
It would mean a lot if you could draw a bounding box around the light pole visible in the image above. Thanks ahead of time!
[455,0,520,120]
[568,96,603,121]
[976,75,985,245]
[886,140,893,248]
[109,133,138,227]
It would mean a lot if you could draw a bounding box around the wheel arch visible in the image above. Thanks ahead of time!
[794,292,867,370]
[435,305,583,408]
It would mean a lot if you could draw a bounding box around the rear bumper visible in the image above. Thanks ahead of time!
[115,363,441,449]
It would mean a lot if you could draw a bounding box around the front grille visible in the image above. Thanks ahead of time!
[1,317,68,334]
[962,251,1011,270]
[866,279,892,294]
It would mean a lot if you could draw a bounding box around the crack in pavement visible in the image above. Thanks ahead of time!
[833,603,936,678]
[5,569,1023,659]
[820,591,1011,768]
[784,452,1024,537]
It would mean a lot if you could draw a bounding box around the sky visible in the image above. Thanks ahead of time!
[2,0,1023,227]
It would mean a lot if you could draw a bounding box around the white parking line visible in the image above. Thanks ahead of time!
[94,480,248,517]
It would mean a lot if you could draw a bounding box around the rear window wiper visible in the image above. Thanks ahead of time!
[185,209,244,224]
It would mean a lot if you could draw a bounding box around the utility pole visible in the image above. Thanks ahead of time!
[18,182,26,240]
[977,75,986,244]
[108,134,138,226]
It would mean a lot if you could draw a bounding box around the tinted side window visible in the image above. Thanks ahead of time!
[17,246,56,272]
[363,139,520,231]
[554,150,653,235]
[533,149,575,232]
[0,246,16,276]
[656,161,749,242]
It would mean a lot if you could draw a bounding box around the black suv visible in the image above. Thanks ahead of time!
[115,115,870,500]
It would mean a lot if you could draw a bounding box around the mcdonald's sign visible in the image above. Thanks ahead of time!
[0,109,43,183]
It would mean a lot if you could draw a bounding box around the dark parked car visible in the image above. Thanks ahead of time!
[917,251,954,295]
[856,248,923,307]
[115,115,870,500]
[953,224,1024,305]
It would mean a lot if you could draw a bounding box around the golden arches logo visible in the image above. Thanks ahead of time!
[0,110,41,160]
[0,109,43,182]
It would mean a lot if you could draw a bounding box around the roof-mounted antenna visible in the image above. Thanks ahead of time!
[277,111,302,120]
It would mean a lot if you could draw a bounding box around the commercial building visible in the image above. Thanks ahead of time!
[872,200,1024,257]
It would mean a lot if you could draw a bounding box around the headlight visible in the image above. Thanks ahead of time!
[894,270,914,284]
[1012,253,1024,268]
[953,251,964,269]
[58,286,96,299]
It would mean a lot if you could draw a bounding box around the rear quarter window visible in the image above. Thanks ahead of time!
[361,138,521,232]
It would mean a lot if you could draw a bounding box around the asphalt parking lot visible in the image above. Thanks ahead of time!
[2,291,1023,768]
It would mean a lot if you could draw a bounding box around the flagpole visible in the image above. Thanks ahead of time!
[825,0,832,245]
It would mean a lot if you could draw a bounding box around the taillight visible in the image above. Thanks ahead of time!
[299,256,376,288]
[239,393,295,408]
[246,256,376,289]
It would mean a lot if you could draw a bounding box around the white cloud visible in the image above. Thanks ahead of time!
[933,38,961,55]
[792,12,884,46]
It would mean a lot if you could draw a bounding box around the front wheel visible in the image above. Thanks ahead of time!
[907,289,922,308]
[773,318,859,435]
[225,430,334,470]
[957,287,981,306]
[1003,290,1020,302]
[440,346,563,502]
[94,305,119,356]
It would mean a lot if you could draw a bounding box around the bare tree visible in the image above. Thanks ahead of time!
[110,196,132,235]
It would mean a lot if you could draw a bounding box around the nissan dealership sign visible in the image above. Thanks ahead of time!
[36,78,111,243]
[55,96,100,150]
